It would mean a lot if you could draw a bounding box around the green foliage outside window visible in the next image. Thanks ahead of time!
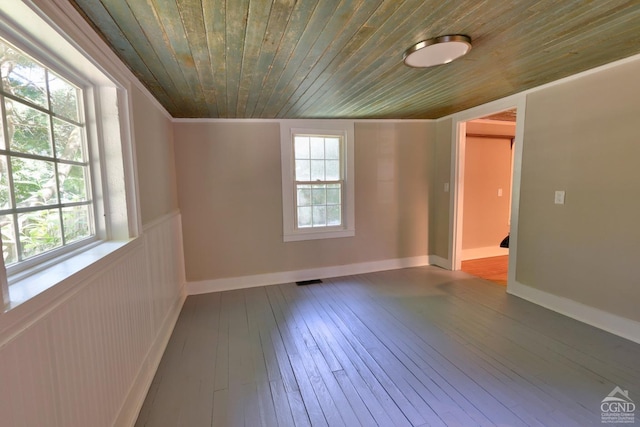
[0,39,92,266]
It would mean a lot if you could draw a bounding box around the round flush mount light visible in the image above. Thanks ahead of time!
[403,34,472,68]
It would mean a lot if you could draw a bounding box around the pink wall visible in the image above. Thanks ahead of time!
[462,121,515,255]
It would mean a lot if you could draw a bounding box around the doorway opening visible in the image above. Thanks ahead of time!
[459,110,515,286]
[449,98,525,290]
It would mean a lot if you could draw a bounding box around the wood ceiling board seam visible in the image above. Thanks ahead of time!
[101,0,195,116]
[269,0,382,117]
[333,66,456,119]
[247,0,322,118]
[297,0,540,118]
[288,0,432,118]
[289,0,476,117]
[202,0,228,118]
[69,0,178,112]
[234,0,275,118]
[242,0,308,118]
[287,0,412,116]
[303,0,499,118]
[225,0,250,117]
[147,0,209,117]
[174,0,219,117]
[255,0,345,118]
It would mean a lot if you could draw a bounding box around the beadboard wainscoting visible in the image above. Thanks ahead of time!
[0,212,186,427]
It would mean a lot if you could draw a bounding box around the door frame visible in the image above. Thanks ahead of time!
[448,94,527,290]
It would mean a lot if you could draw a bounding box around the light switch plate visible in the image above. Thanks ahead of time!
[554,190,565,205]
[444,183,449,193]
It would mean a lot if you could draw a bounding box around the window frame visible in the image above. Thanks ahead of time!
[280,120,355,242]
[0,1,140,309]
[0,36,98,275]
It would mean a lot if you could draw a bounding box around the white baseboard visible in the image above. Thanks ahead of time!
[116,288,187,427]
[188,255,434,295]
[507,281,640,345]
[461,246,509,261]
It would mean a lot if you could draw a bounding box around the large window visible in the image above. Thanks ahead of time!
[0,37,94,270]
[281,121,355,242]
[0,0,138,309]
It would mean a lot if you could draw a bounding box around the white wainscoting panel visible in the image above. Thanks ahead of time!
[0,212,185,427]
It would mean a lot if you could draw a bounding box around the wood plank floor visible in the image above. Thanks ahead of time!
[136,266,640,426]
[461,256,509,286]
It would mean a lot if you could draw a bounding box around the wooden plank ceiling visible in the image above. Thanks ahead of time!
[69,0,640,119]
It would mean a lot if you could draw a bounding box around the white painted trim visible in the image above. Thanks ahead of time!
[428,255,451,270]
[188,255,432,295]
[461,247,509,261]
[506,99,527,288]
[508,281,640,345]
[280,120,356,242]
[114,290,186,427]
[447,94,526,282]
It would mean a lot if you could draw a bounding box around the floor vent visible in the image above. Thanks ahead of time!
[296,279,323,286]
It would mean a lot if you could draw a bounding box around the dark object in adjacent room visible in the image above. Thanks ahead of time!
[500,235,510,248]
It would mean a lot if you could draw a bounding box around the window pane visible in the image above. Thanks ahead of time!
[12,157,58,207]
[312,206,326,226]
[310,160,325,181]
[295,159,310,181]
[6,99,53,156]
[54,118,84,162]
[63,205,91,244]
[311,185,326,205]
[59,164,88,203]
[48,72,80,122]
[0,155,11,209]
[297,185,311,207]
[1,214,17,265]
[0,43,47,108]
[326,187,341,205]
[327,205,341,226]
[297,206,312,228]
[294,136,310,159]
[326,160,340,181]
[325,138,340,159]
[310,137,324,158]
[18,208,62,260]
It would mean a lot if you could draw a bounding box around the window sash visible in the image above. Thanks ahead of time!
[292,133,345,230]
[294,180,344,229]
[0,36,95,274]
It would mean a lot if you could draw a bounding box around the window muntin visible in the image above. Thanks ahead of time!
[281,121,355,242]
[293,134,344,229]
[0,37,94,269]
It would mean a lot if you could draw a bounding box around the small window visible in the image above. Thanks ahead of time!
[0,37,94,271]
[281,121,354,242]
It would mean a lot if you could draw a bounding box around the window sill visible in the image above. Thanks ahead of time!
[5,239,135,312]
[284,228,355,242]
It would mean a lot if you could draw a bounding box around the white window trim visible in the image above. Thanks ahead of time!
[280,120,355,242]
[0,1,139,310]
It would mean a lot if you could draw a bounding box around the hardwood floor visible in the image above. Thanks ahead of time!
[461,255,509,285]
[136,266,640,426]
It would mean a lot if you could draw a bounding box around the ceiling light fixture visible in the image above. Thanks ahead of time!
[403,35,472,68]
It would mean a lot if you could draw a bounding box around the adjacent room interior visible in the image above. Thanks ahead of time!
[0,1,639,426]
